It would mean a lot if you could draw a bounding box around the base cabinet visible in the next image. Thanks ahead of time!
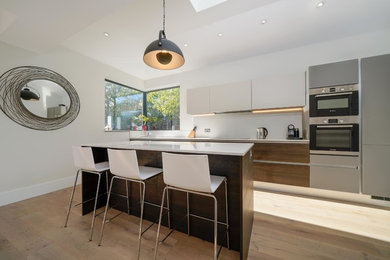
[310,154,360,193]
[252,143,310,187]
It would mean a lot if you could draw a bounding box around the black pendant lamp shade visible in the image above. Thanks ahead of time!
[143,0,184,70]
[20,87,40,101]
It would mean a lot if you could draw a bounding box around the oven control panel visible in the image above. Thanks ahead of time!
[309,116,359,125]
[309,84,359,95]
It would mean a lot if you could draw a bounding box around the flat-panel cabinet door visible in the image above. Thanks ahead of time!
[361,54,390,145]
[310,154,360,193]
[362,145,390,197]
[187,87,210,115]
[308,59,359,88]
[310,165,360,193]
[210,80,252,113]
[252,73,305,110]
[361,54,390,198]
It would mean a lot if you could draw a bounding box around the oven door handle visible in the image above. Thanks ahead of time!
[315,92,353,98]
[316,125,354,128]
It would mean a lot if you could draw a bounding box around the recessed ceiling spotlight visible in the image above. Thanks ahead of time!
[317,1,324,8]
[261,19,267,25]
[217,33,223,37]
[104,32,110,37]
[184,43,188,47]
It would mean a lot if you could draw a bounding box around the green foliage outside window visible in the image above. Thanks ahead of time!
[105,80,180,131]
[147,87,180,130]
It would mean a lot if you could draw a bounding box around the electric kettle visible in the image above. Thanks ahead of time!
[257,127,268,139]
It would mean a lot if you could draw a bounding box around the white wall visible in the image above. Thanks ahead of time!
[0,42,144,205]
[194,112,302,139]
[145,29,390,137]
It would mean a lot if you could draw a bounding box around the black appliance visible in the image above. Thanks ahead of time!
[309,84,359,117]
[309,117,359,155]
[287,124,300,139]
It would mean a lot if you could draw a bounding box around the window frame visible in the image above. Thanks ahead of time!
[104,79,180,131]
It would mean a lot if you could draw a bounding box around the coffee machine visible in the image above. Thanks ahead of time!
[287,124,299,139]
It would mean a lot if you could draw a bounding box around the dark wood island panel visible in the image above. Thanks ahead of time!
[81,144,253,260]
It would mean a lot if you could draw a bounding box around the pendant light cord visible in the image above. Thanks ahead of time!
[163,0,166,32]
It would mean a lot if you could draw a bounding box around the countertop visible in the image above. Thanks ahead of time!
[130,136,309,144]
[83,141,254,156]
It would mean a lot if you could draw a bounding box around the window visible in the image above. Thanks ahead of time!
[105,80,180,131]
[146,87,180,130]
[105,80,143,131]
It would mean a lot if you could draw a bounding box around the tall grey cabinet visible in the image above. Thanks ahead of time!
[361,54,390,198]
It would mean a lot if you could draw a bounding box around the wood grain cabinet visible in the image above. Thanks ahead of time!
[252,73,306,110]
[252,143,310,187]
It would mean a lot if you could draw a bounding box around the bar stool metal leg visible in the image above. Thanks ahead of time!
[154,186,167,260]
[166,188,171,229]
[98,176,115,246]
[224,179,230,249]
[64,169,80,227]
[89,173,102,241]
[186,192,190,236]
[137,182,146,259]
[213,196,218,260]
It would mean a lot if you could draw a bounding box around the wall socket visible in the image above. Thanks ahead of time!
[204,128,211,133]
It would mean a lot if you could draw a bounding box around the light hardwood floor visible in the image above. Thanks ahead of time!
[0,186,238,260]
[1,187,389,259]
[248,191,390,259]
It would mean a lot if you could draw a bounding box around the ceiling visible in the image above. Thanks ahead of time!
[1,0,390,80]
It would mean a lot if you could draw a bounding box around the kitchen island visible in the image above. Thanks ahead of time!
[81,141,254,260]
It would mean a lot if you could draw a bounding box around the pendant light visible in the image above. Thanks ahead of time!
[20,87,40,101]
[143,0,184,70]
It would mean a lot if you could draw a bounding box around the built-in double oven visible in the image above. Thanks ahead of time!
[309,84,360,155]
[309,84,361,193]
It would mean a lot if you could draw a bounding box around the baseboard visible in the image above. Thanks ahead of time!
[0,176,80,207]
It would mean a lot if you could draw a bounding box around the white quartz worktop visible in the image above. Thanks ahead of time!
[130,136,309,144]
[83,141,253,156]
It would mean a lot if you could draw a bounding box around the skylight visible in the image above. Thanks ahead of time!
[189,0,228,12]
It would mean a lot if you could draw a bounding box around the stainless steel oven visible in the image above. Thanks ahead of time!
[309,85,359,117]
[309,117,359,155]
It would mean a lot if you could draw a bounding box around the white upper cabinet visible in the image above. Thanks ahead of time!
[252,73,305,110]
[186,87,210,115]
[210,80,252,113]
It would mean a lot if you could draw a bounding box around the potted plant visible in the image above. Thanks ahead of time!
[138,114,149,131]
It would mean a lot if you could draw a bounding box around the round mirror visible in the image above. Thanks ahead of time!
[21,80,71,119]
[0,66,80,131]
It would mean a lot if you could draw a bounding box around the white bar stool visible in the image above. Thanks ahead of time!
[64,146,110,241]
[154,152,230,260]
[98,149,163,259]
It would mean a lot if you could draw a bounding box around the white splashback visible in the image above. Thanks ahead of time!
[194,112,302,139]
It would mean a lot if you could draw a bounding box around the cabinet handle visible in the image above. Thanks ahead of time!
[316,125,353,128]
[252,160,309,166]
[315,92,353,98]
